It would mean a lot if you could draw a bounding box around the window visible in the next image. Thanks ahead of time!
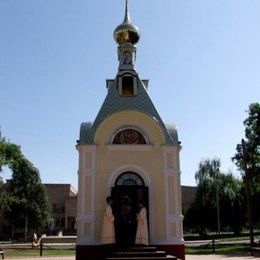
[115,172,145,186]
[52,204,65,213]
[122,76,134,96]
[118,75,137,96]
[112,128,147,144]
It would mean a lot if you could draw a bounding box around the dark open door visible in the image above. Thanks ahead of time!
[112,186,148,247]
[111,172,149,247]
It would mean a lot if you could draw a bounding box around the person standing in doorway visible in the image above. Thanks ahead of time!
[101,196,115,244]
[119,195,136,246]
[135,202,149,245]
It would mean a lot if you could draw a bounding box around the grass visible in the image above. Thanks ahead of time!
[4,248,75,258]
[184,230,260,241]
[2,245,254,258]
[185,244,251,255]
[219,235,260,242]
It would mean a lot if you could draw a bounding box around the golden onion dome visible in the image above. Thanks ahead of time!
[114,23,140,45]
[113,0,140,45]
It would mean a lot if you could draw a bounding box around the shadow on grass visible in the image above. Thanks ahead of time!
[5,248,76,257]
[186,245,251,256]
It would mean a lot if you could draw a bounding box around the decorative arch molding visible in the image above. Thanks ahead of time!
[110,125,149,144]
[93,110,166,145]
[107,164,152,189]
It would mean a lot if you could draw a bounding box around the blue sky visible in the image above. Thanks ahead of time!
[1,0,259,189]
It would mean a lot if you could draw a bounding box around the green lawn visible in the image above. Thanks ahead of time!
[219,235,260,242]
[2,245,253,258]
[4,248,75,258]
[185,244,250,255]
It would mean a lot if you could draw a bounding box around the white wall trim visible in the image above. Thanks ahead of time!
[80,172,84,216]
[161,146,175,152]
[77,145,97,152]
[164,181,169,240]
[163,145,184,241]
[91,173,95,216]
[166,213,183,221]
[162,145,180,173]
[76,216,96,222]
[174,175,178,213]
[164,169,180,175]
[78,170,96,176]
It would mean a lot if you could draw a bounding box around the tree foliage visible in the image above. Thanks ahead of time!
[184,103,260,237]
[232,103,260,243]
[0,138,51,240]
[0,138,22,172]
[232,103,260,182]
[184,158,244,235]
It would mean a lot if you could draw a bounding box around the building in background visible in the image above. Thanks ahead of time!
[0,183,77,238]
[44,184,77,234]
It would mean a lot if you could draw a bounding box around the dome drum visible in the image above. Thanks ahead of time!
[118,44,136,70]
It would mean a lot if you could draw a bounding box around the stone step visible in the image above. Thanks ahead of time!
[112,251,167,257]
[123,246,157,252]
[106,255,177,260]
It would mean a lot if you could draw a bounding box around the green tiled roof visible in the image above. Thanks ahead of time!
[80,76,178,145]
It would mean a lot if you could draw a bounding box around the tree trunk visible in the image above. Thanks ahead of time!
[242,139,254,246]
[216,183,221,236]
[11,224,15,241]
[24,211,28,242]
[245,174,254,246]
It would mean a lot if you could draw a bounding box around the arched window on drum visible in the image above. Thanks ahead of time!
[112,128,147,144]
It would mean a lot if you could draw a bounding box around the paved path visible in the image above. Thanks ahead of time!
[7,257,73,260]
[6,255,258,260]
[186,255,257,259]
[185,240,251,246]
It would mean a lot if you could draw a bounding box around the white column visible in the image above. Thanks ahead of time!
[162,146,184,244]
[76,145,97,244]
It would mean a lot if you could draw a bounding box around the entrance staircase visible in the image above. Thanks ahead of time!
[105,246,179,260]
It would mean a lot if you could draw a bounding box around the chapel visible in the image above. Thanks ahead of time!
[76,1,184,259]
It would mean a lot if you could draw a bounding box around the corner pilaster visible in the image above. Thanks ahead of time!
[162,145,183,243]
[76,145,97,244]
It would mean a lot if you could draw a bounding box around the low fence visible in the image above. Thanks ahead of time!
[39,236,76,256]
[185,238,259,256]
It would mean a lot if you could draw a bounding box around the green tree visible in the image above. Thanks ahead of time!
[0,138,21,237]
[232,103,260,245]
[195,158,221,234]
[184,158,244,235]
[0,138,22,172]
[218,172,244,234]
[0,139,51,241]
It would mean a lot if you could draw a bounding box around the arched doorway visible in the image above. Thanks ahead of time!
[111,172,149,247]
